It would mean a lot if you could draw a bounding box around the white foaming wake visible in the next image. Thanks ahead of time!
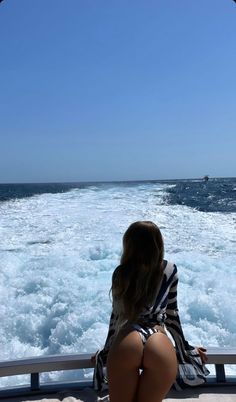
[0,182,235,385]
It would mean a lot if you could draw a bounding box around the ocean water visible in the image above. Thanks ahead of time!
[0,178,235,386]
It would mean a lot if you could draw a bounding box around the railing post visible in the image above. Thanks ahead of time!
[31,372,40,391]
[215,364,226,382]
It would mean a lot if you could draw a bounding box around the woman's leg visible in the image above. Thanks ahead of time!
[106,328,143,402]
[136,332,177,402]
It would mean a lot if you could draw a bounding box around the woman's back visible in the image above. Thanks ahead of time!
[93,221,209,401]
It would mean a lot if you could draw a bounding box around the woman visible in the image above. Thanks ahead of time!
[93,221,209,402]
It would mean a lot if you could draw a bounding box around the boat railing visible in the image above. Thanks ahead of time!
[0,347,235,399]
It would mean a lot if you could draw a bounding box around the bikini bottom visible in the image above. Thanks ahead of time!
[132,324,162,345]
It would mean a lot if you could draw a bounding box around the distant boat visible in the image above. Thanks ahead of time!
[203,175,209,182]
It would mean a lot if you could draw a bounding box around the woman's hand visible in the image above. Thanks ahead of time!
[91,351,98,365]
[196,347,208,363]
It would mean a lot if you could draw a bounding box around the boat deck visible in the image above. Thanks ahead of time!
[4,385,236,402]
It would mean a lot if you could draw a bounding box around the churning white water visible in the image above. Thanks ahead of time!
[0,182,235,385]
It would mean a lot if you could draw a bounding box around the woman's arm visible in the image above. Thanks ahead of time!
[91,309,117,361]
[165,265,192,350]
[165,264,207,362]
[164,264,209,388]
[92,309,118,391]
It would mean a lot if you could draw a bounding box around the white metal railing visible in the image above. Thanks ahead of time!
[0,347,235,397]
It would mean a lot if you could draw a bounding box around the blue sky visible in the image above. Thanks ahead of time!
[0,0,235,183]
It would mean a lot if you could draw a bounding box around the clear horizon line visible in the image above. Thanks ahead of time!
[0,176,235,186]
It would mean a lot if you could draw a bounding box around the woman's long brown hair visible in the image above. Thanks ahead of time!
[111,221,164,323]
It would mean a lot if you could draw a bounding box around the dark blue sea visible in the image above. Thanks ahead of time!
[0,177,235,212]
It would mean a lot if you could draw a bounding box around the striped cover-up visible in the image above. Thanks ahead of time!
[93,261,209,391]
